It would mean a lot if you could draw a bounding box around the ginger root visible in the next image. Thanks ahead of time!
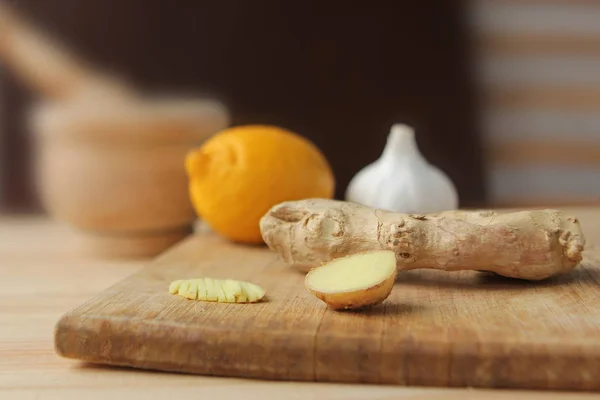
[169,278,265,303]
[259,199,586,281]
[305,250,397,310]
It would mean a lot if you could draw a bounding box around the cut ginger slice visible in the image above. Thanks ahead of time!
[304,250,397,310]
[169,278,266,304]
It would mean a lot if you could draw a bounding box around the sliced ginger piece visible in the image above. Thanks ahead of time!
[196,278,207,301]
[169,278,266,303]
[222,280,237,303]
[216,280,227,303]
[177,280,190,297]
[224,279,244,302]
[237,281,248,303]
[305,250,397,310]
[185,279,198,300]
[205,278,219,301]
[226,279,245,302]
[241,282,266,303]
[169,280,183,294]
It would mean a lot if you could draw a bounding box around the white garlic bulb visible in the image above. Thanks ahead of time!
[345,124,458,214]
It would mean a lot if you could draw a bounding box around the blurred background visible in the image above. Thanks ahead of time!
[1,0,599,213]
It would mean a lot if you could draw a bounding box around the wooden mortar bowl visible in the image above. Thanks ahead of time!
[29,98,229,258]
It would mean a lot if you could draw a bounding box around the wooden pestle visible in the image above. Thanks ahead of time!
[0,2,134,102]
[0,3,232,258]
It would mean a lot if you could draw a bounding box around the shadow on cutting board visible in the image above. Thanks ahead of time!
[394,266,599,291]
[339,302,426,317]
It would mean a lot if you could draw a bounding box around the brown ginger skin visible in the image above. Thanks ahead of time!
[259,199,586,281]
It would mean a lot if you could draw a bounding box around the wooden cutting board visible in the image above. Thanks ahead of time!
[55,231,600,391]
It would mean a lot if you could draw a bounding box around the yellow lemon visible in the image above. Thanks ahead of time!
[185,125,335,243]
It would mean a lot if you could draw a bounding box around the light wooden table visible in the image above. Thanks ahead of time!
[2,210,600,400]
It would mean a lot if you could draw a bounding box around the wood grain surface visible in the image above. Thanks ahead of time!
[54,211,600,391]
[4,214,600,399]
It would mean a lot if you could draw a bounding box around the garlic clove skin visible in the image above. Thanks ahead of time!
[345,124,458,214]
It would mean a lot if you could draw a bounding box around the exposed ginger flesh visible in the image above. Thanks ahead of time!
[260,199,586,281]
[305,250,397,310]
[306,251,396,293]
[169,278,265,303]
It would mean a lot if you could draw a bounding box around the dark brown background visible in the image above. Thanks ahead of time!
[0,0,486,212]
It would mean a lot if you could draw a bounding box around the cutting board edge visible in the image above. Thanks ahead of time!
[54,310,600,391]
[54,310,320,381]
